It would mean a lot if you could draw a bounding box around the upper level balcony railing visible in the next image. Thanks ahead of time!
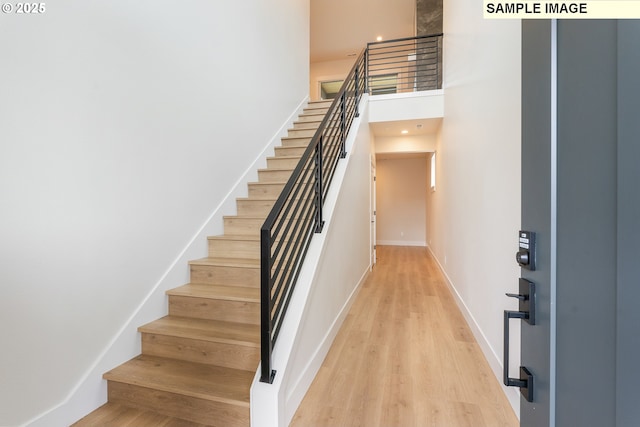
[367,34,443,95]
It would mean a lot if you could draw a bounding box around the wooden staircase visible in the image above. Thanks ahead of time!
[72,100,332,427]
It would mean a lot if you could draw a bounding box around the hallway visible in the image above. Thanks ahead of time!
[290,246,518,427]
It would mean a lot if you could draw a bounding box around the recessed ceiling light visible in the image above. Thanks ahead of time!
[401,130,409,134]
[377,36,383,41]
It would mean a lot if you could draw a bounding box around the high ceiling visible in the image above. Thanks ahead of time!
[310,0,438,144]
[310,0,417,63]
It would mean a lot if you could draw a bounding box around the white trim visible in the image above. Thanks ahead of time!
[549,18,558,427]
[427,247,521,414]
[377,240,426,247]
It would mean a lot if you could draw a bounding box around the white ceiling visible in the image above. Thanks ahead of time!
[369,118,442,137]
[310,0,437,144]
[376,152,429,160]
[310,0,416,63]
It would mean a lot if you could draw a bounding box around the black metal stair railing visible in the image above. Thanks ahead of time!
[259,33,443,384]
[367,33,443,94]
[260,49,366,383]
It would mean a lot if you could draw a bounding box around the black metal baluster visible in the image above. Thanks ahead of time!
[314,135,325,233]
[260,227,275,383]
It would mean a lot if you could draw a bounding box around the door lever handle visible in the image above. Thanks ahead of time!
[506,279,536,326]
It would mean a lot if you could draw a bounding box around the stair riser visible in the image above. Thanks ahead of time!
[208,239,261,259]
[309,100,333,107]
[258,169,294,183]
[208,238,290,259]
[108,382,249,427]
[141,334,259,371]
[293,121,322,130]
[303,107,329,115]
[248,183,285,199]
[224,217,313,236]
[224,217,263,235]
[190,264,259,287]
[287,128,317,138]
[169,296,259,325]
[267,157,302,170]
[274,146,308,157]
[236,199,276,216]
[280,137,311,147]
[236,198,308,216]
[297,113,326,123]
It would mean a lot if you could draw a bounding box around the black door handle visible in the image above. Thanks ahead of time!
[503,278,536,403]
[503,310,534,402]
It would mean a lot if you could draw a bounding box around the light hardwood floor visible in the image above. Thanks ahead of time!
[290,246,519,427]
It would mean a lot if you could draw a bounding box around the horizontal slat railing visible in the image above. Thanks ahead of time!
[260,49,367,383]
[367,33,443,94]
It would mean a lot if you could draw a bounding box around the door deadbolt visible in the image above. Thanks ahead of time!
[516,231,536,270]
[516,249,529,266]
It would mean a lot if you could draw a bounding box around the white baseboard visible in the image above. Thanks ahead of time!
[377,240,427,247]
[426,247,521,418]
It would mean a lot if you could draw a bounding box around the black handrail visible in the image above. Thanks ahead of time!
[260,49,367,383]
[259,33,443,384]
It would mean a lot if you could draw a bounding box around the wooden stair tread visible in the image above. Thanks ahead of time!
[168,283,259,302]
[281,136,311,141]
[72,402,210,427]
[208,234,262,242]
[293,119,322,124]
[248,181,287,185]
[139,316,259,347]
[208,234,291,241]
[258,167,295,172]
[189,257,259,268]
[103,355,253,406]
[236,197,277,202]
[266,155,302,161]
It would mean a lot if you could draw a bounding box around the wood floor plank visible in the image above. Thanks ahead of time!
[290,245,518,427]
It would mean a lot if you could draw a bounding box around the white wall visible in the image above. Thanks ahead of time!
[368,91,444,122]
[251,98,372,427]
[375,134,438,154]
[376,156,428,246]
[0,1,309,425]
[309,58,356,100]
[427,2,522,414]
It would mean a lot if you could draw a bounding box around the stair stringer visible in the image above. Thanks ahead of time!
[250,96,372,427]
[25,96,309,427]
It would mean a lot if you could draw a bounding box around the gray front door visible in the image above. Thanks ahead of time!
[520,19,640,427]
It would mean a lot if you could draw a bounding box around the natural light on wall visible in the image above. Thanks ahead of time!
[430,152,436,191]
